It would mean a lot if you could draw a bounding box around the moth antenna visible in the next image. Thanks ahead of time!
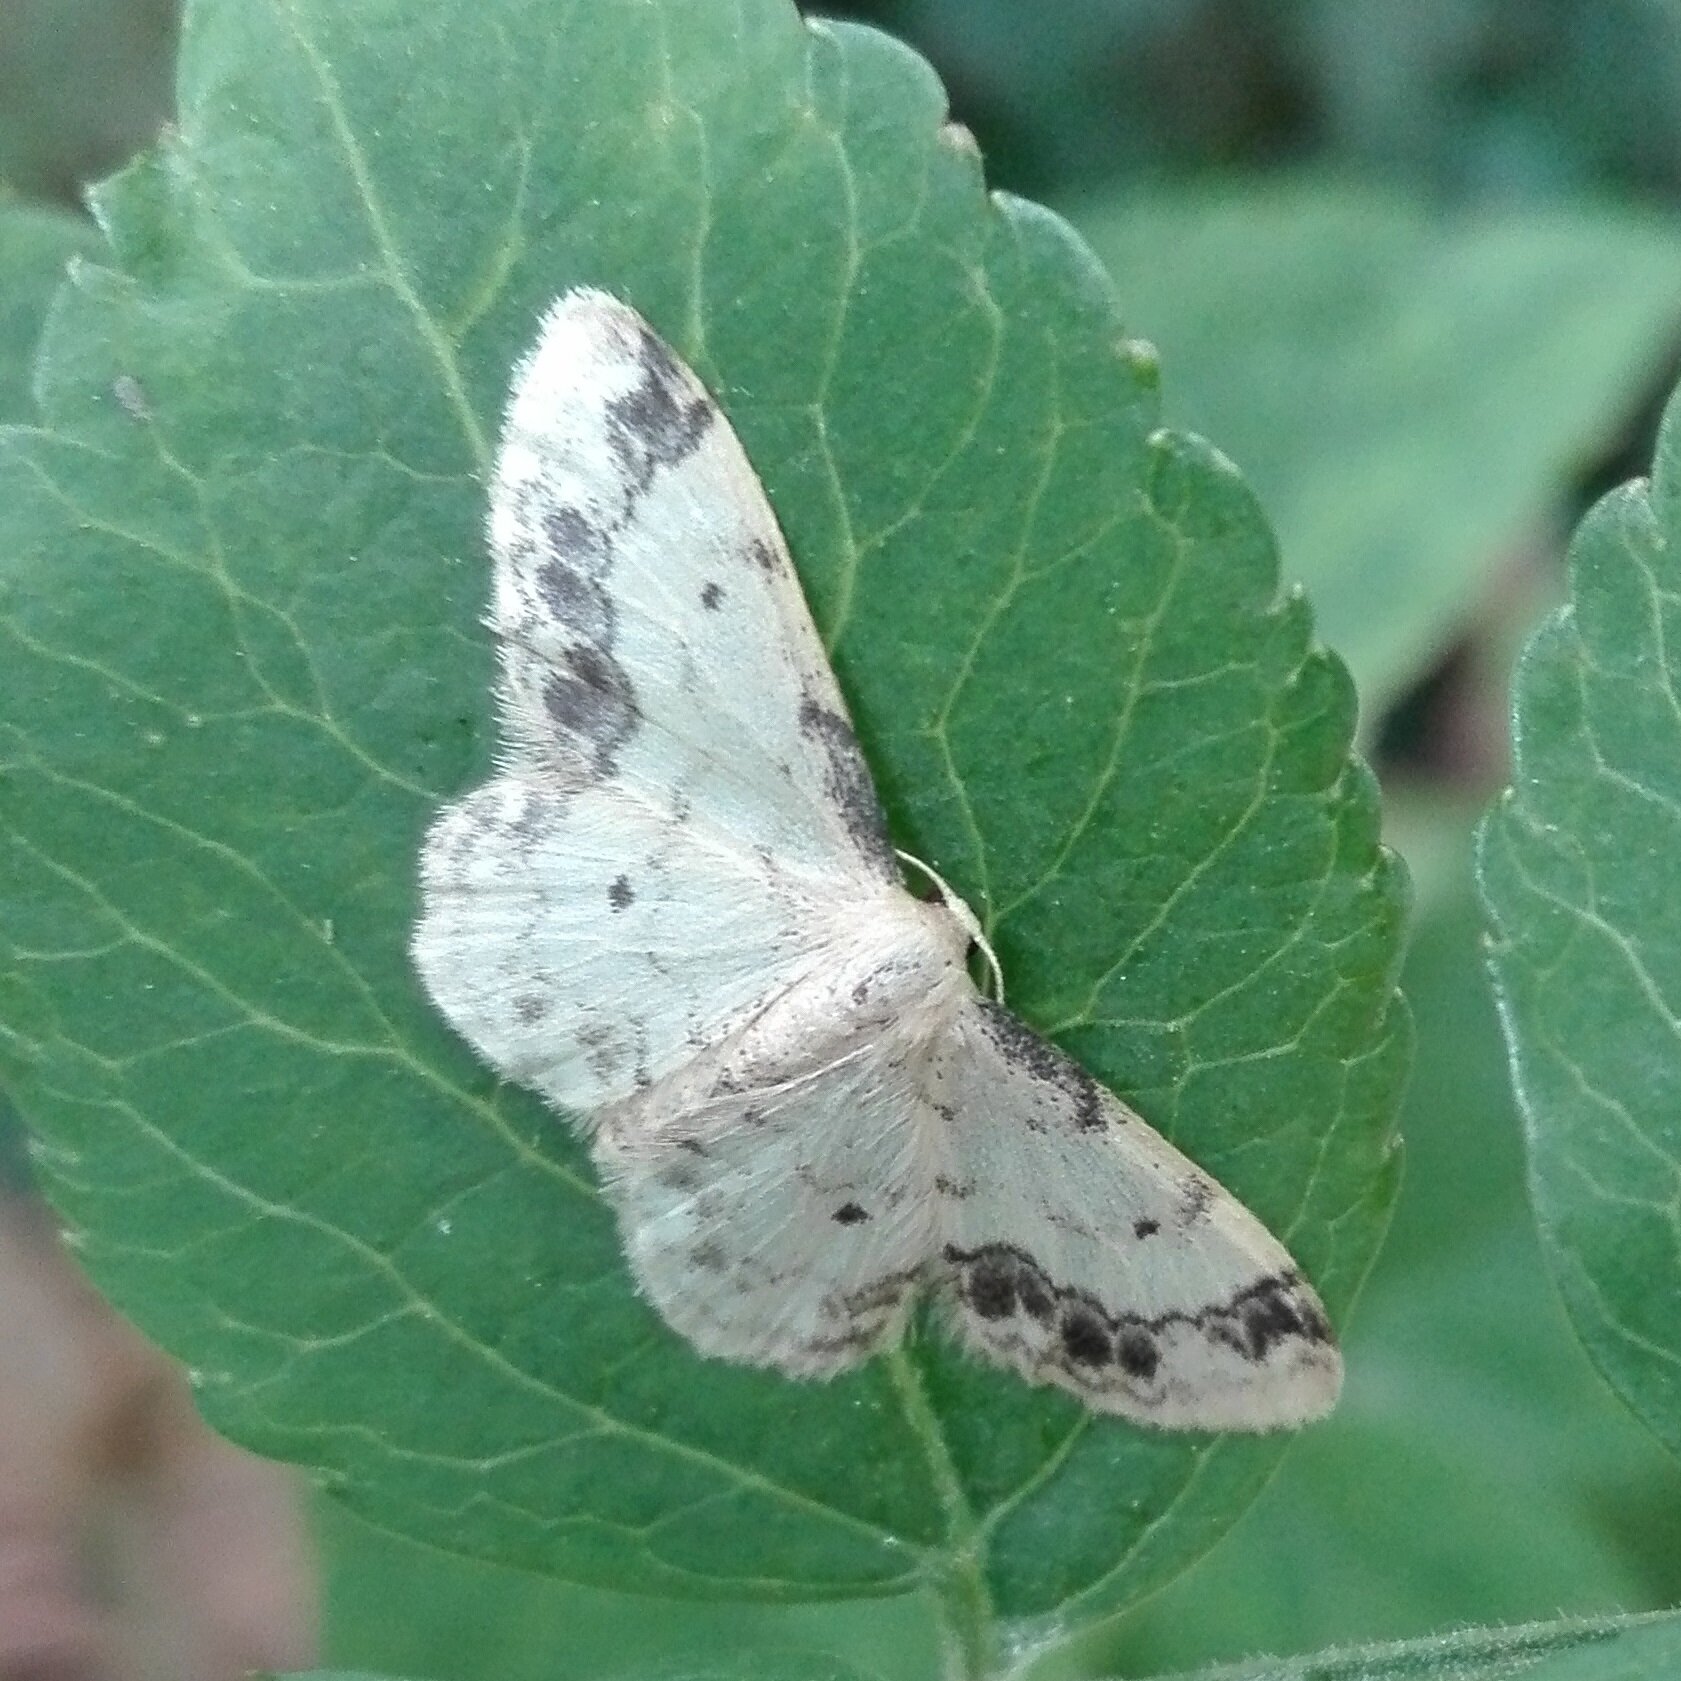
[894,848,1004,1004]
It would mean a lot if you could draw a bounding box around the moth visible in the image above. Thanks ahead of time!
[413,289,1341,1429]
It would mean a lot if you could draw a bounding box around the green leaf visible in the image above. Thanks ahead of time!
[1078,176,1681,713]
[0,0,1406,1662]
[0,195,101,424]
[1482,379,1681,1459]
[1172,1612,1680,1681]
[0,197,104,1186]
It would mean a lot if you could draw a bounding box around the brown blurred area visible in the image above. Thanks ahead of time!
[0,1193,317,1681]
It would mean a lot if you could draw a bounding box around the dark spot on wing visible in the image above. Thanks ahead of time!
[603,321,715,486]
[747,537,780,574]
[700,580,724,610]
[1134,1217,1160,1239]
[608,874,635,911]
[1060,1308,1111,1367]
[797,695,895,872]
[691,1239,727,1273]
[513,994,550,1024]
[1016,1269,1054,1323]
[541,643,638,772]
[972,1000,1106,1131]
[1228,1274,1332,1359]
[964,1252,1017,1319]
[832,1202,869,1226]
[1115,1328,1160,1379]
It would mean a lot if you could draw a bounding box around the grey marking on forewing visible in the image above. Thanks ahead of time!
[534,558,613,644]
[497,316,725,782]
[540,644,639,772]
[838,1265,922,1318]
[971,1001,1105,1131]
[797,696,895,870]
[943,1240,1332,1387]
[1179,1173,1216,1224]
[541,501,613,572]
[603,320,715,488]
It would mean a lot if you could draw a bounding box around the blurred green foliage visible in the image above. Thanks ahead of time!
[7,1,1681,1679]
[1078,177,1681,714]
[826,0,1681,205]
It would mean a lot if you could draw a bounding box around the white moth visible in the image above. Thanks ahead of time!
[413,289,1342,1431]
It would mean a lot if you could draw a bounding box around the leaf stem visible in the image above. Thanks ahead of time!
[884,1350,999,1680]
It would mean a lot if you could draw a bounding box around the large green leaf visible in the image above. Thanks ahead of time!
[0,193,103,1190]
[1482,380,1681,1459]
[0,0,1406,1664]
[1080,177,1681,714]
[317,1498,942,1681]
[0,196,101,423]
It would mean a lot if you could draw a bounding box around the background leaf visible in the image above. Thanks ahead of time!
[1481,374,1681,1461]
[0,0,1405,1660]
[0,0,175,202]
[1078,176,1681,715]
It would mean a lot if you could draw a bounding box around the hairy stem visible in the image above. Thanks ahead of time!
[884,1350,999,1680]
